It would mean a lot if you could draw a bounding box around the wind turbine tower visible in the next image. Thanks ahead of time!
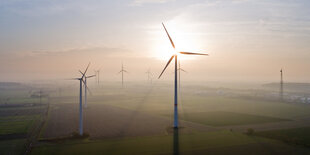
[79,71,95,108]
[146,69,153,84]
[280,69,283,100]
[158,23,208,128]
[119,63,128,87]
[177,61,187,93]
[73,77,83,135]
[72,63,90,136]
[78,77,83,135]
[94,68,101,85]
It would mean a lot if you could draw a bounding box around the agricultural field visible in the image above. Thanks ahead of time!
[41,99,217,139]
[2,0,310,154]
[88,83,310,120]
[29,82,310,154]
[0,82,48,155]
[0,139,27,155]
[0,108,45,155]
[179,111,289,126]
[255,127,310,147]
[0,115,38,135]
[32,130,310,155]
[3,82,310,154]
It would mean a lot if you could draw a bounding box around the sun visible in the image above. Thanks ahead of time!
[150,22,203,61]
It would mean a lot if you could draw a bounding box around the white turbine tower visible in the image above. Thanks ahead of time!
[146,69,153,84]
[280,68,283,100]
[72,63,90,136]
[79,71,95,108]
[94,67,101,85]
[158,23,208,128]
[177,60,187,93]
[118,63,128,87]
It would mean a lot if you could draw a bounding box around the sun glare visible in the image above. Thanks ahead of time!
[151,21,204,61]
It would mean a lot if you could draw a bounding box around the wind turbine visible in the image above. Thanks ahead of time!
[158,23,208,128]
[94,67,101,85]
[146,69,153,84]
[118,63,128,87]
[79,71,95,108]
[280,68,283,100]
[72,63,90,136]
[177,60,187,93]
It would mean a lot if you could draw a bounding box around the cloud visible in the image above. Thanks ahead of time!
[30,46,134,57]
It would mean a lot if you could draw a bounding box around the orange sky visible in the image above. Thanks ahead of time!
[0,0,309,83]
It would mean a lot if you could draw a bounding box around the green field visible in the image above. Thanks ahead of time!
[91,86,310,121]
[179,95,310,119]
[2,83,310,154]
[255,127,310,147]
[0,84,47,155]
[0,120,34,135]
[0,139,27,155]
[179,111,289,126]
[0,115,39,135]
[89,93,310,131]
[31,130,310,155]
[0,115,40,121]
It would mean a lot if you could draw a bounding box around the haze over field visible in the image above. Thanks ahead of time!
[2,1,310,154]
[0,0,309,82]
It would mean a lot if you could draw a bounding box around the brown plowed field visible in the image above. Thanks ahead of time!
[44,103,173,138]
[42,102,218,139]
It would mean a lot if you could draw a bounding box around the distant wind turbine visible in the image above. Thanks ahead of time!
[177,60,187,93]
[71,63,90,136]
[146,69,153,84]
[94,67,101,85]
[280,68,283,100]
[118,63,128,87]
[158,23,208,128]
[94,70,97,85]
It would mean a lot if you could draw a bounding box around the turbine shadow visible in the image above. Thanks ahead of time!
[104,84,156,153]
[173,128,179,155]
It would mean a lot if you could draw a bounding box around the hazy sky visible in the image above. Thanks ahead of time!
[0,0,309,83]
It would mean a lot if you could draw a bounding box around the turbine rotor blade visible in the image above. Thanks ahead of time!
[82,62,91,79]
[66,78,80,80]
[162,23,175,49]
[158,55,175,79]
[86,75,96,78]
[79,70,84,76]
[179,51,208,56]
[81,79,93,96]
[180,68,187,73]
